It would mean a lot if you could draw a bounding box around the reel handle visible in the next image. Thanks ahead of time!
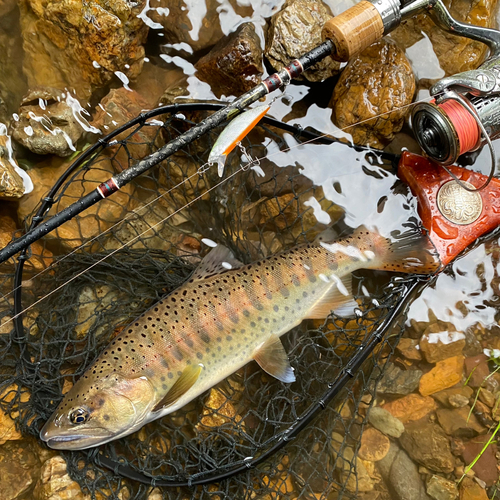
[322,1,384,61]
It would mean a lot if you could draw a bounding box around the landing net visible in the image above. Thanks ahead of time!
[0,105,424,499]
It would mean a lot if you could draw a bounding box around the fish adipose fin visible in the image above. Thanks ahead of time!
[192,245,244,281]
[253,335,295,383]
[152,364,202,412]
[305,274,358,319]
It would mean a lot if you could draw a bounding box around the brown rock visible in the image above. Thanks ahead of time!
[330,39,415,148]
[358,427,390,462]
[420,329,466,364]
[464,354,490,389]
[0,214,53,275]
[377,362,423,396]
[17,156,138,250]
[33,455,88,500]
[396,337,422,361]
[91,88,156,171]
[399,421,455,473]
[0,0,16,17]
[462,434,498,487]
[426,474,458,500]
[0,440,41,500]
[383,393,437,423]
[196,385,243,432]
[432,386,473,408]
[11,87,86,156]
[0,136,26,198]
[459,478,489,500]
[478,388,495,408]
[391,0,498,77]
[342,446,374,492]
[419,356,464,396]
[265,0,340,82]
[436,407,484,437]
[19,0,148,98]
[195,23,263,98]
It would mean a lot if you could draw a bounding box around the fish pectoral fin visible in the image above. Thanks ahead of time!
[152,364,202,412]
[253,335,295,384]
[305,274,358,319]
[192,245,244,281]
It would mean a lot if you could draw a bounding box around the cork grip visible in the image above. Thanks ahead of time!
[322,1,384,62]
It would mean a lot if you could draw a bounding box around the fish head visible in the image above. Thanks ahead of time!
[40,372,155,450]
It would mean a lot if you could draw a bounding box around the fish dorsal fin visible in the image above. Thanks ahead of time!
[192,245,244,281]
[305,274,358,319]
[253,335,295,383]
[152,364,202,412]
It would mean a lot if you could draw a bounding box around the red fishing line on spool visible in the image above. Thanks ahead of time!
[434,99,480,155]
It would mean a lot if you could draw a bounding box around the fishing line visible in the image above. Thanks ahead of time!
[3,93,441,330]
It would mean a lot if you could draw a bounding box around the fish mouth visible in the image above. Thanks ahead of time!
[40,424,115,450]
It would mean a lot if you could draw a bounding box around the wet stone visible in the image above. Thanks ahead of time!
[419,328,466,364]
[426,475,458,500]
[397,337,422,361]
[399,421,455,473]
[265,0,340,82]
[431,386,473,409]
[464,354,490,389]
[0,137,27,199]
[458,478,489,500]
[33,455,88,500]
[330,39,415,148]
[382,393,437,423]
[377,362,423,396]
[0,440,41,500]
[196,387,243,432]
[368,406,405,438]
[358,427,390,462]
[436,407,484,438]
[0,385,30,446]
[10,87,85,157]
[19,0,148,98]
[419,356,464,397]
[342,446,374,493]
[195,23,263,98]
[461,434,498,487]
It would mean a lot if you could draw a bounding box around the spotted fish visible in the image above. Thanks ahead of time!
[40,226,440,449]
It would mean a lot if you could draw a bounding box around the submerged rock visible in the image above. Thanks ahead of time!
[0,440,41,500]
[368,406,405,438]
[11,88,85,157]
[461,434,498,487]
[0,137,26,198]
[463,354,490,389]
[195,23,263,98]
[33,455,88,500]
[458,478,489,500]
[265,0,340,82]
[419,328,466,364]
[419,356,464,396]
[436,407,484,438]
[330,39,415,148]
[426,474,458,500]
[19,0,149,98]
[358,427,390,462]
[431,386,473,409]
[382,393,437,423]
[377,362,423,396]
[391,0,498,76]
[396,337,422,361]
[399,421,455,473]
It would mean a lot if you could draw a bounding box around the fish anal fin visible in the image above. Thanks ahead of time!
[152,364,202,412]
[192,245,244,281]
[253,335,295,383]
[305,274,357,319]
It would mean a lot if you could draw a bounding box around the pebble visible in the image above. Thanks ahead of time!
[419,356,464,396]
[368,406,405,438]
[477,388,495,408]
[377,362,423,396]
[426,475,458,500]
[432,386,473,408]
[449,394,471,408]
[383,393,437,423]
[358,427,390,462]
[399,421,455,473]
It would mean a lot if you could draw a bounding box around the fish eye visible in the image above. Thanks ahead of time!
[69,408,89,425]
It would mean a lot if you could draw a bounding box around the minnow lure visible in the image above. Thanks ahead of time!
[208,104,270,177]
[40,226,439,450]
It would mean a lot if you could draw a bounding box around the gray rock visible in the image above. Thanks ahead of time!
[426,475,458,500]
[368,406,405,438]
[377,362,423,396]
[378,443,431,500]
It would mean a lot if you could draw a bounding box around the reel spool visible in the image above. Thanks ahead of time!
[411,98,481,166]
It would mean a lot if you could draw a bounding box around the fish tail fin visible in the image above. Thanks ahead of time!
[366,225,441,274]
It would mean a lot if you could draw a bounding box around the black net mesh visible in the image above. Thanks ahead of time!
[0,106,423,499]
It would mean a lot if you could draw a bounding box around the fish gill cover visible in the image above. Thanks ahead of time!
[0,108,421,499]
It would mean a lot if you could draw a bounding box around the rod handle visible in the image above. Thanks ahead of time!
[322,1,384,61]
